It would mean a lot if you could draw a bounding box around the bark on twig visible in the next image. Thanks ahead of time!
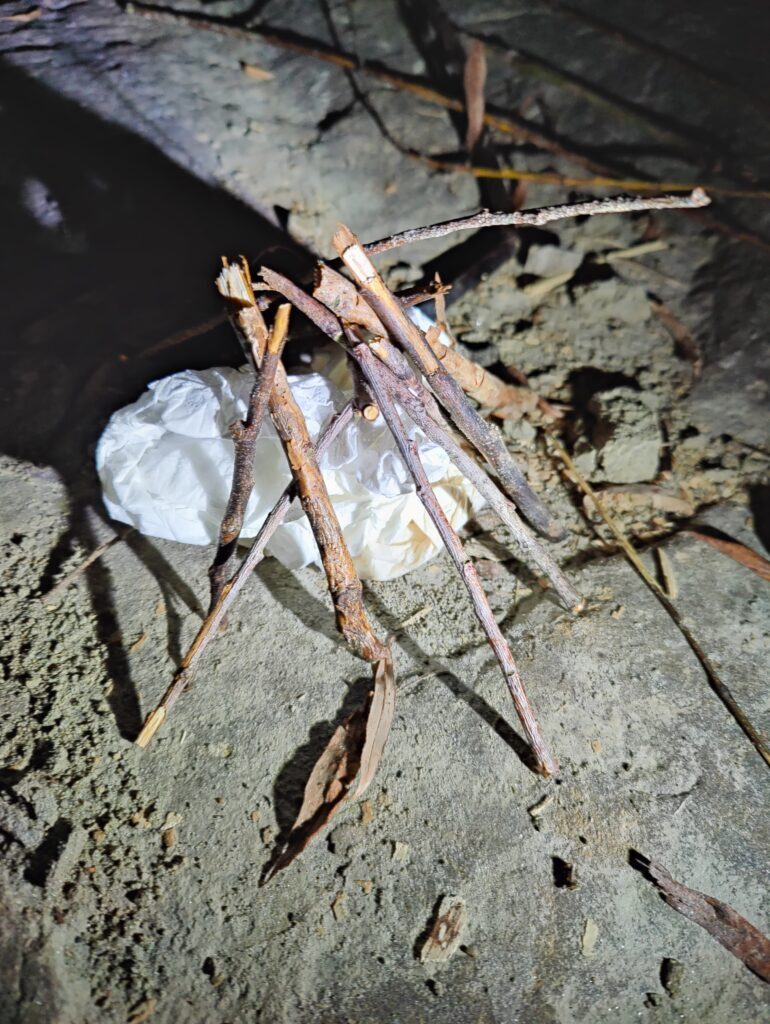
[334,224,565,540]
[349,336,557,776]
[136,403,355,747]
[362,190,710,256]
[208,304,289,611]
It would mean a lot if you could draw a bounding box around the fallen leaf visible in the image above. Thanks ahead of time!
[241,61,274,81]
[687,529,770,582]
[631,851,770,983]
[267,654,395,877]
[463,40,487,152]
[355,654,396,798]
[420,896,468,963]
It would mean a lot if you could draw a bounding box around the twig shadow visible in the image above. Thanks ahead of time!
[255,558,341,647]
[362,584,539,774]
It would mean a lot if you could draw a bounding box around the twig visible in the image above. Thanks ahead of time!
[39,528,134,604]
[335,224,565,540]
[135,402,355,747]
[422,323,536,416]
[315,264,533,416]
[372,351,582,613]
[301,263,579,608]
[362,189,710,256]
[549,437,770,772]
[218,260,388,665]
[350,336,557,776]
[208,304,289,611]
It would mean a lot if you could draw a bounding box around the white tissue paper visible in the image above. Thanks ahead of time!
[96,365,485,581]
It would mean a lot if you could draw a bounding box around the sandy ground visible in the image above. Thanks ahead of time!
[1,2,769,1021]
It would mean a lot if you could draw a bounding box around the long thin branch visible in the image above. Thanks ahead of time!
[334,224,565,540]
[350,337,557,776]
[208,304,289,611]
[363,189,710,256]
[135,402,355,747]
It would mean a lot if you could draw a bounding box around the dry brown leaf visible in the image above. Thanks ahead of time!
[241,61,274,81]
[687,529,770,582]
[355,655,396,797]
[420,896,468,963]
[650,299,702,378]
[463,40,487,153]
[631,851,770,983]
[268,708,366,877]
[269,655,395,877]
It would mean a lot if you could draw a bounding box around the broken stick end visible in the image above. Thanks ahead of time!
[135,708,166,749]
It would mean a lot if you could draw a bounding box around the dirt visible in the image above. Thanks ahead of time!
[1,1,770,1022]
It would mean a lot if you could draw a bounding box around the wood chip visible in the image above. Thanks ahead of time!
[354,879,374,895]
[527,793,555,818]
[241,62,274,81]
[360,799,374,825]
[655,547,679,598]
[582,918,599,957]
[392,841,409,863]
[331,890,347,921]
[0,6,41,21]
[420,896,468,964]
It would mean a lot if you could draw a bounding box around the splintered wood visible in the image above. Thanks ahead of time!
[134,189,711,865]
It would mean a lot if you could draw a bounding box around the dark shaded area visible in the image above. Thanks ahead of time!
[22,818,72,887]
[0,59,312,738]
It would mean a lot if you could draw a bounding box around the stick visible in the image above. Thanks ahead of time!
[208,304,289,611]
[362,189,710,256]
[375,355,582,613]
[334,224,564,540]
[277,262,578,606]
[217,261,388,665]
[135,402,355,747]
[549,437,770,772]
[350,336,557,776]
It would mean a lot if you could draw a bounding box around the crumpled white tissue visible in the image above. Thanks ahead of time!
[96,366,484,581]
